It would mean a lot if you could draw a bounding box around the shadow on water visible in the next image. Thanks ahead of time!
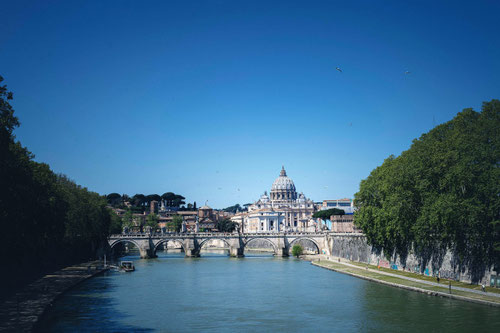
[36,269,153,332]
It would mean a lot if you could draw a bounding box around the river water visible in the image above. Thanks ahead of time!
[38,251,500,332]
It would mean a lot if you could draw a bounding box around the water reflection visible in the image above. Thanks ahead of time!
[359,282,500,332]
[39,252,500,332]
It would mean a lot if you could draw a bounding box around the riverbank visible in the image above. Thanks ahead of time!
[0,260,108,332]
[309,256,500,307]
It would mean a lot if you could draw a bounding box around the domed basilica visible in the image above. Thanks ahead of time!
[232,166,318,233]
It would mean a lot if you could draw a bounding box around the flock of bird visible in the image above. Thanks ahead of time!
[336,66,411,75]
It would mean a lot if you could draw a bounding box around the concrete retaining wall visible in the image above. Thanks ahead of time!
[330,234,497,284]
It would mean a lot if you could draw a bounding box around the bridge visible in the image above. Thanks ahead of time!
[108,232,334,258]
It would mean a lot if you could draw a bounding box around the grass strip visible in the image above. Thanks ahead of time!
[313,260,500,305]
[346,260,500,294]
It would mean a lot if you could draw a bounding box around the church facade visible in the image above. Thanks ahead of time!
[232,166,318,233]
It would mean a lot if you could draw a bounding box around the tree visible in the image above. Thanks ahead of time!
[109,209,123,234]
[217,218,238,232]
[122,210,135,229]
[172,194,186,207]
[222,204,242,213]
[313,209,345,229]
[354,100,500,282]
[132,194,146,209]
[106,193,122,207]
[145,194,161,207]
[0,75,18,143]
[0,76,116,298]
[292,244,303,257]
[161,192,176,207]
[313,208,345,221]
[145,213,159,229]
[168,215,183,232]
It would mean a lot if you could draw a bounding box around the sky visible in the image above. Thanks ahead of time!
[1,0,499,208]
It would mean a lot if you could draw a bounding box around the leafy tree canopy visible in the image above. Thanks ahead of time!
[0,76,113,296]
[223,204,243,213]
[167,215,183,232]
[217,218,238,232]
[145,213,159,228]
[313,208,345,221]
[292,244,303,257]
[354,100,500,280]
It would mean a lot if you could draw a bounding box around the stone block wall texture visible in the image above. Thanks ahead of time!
[330,234,497,284]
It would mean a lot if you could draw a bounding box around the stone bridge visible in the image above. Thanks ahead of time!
[108,232,334,258]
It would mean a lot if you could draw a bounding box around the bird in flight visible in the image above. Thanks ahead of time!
[336,67,342,73]
[404,71,411,75]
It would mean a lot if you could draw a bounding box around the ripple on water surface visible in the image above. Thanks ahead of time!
[38,252,500,332]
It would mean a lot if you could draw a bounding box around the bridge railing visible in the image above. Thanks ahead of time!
[109,231,342,239]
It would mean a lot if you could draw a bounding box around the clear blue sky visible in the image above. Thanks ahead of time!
[1,0,499,208]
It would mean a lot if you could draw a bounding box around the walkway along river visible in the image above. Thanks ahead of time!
[37,251,500,332]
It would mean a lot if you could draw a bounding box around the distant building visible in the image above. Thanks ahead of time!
[232,166,318,232]
[150,200,159,214]
[198,205,218,231]
[321,198,355,214]
[157,205,221,232]
[330,214,361,233]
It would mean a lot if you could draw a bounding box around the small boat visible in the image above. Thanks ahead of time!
[120,261,135,272]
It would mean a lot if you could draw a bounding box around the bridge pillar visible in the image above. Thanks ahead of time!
[275,247,289,257]
[228,238,244,257]
[183,239,200,257]
[184,248,200,257]
[272,237,289,257]
[229,246,244,257]
[320,236,332,256]
[138,239,157,259]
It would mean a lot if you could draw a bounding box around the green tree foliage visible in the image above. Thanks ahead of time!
[121,210,135,229]
[354,101,500,280]
[0,76,113,298]
[313,208,345,222]
[172,194,186,207]
[106,193,122,207]
[292,244,303,257]
[145,194,161,208]
[223,204,242,213]
[109,210,123,234]
[57,175,111,258]
[161,192,185,208]
[145,213,159,229]
[217,218,238,232]
[132,194,146,208]
[167,215,183,232]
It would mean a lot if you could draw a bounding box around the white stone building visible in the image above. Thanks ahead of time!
[232,166,318,233]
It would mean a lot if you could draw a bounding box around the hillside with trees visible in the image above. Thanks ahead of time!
[0,77,112,299]
[354,100,500,281]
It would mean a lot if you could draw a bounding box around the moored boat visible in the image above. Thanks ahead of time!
[120,261,135,272]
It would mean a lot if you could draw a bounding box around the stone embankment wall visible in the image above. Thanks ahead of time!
[0,261,107,332]
[330,234,496,284]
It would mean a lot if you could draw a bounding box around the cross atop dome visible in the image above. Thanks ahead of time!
[280,165,287,177]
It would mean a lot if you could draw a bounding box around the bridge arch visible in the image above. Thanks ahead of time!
[109,238,142,251]
[288,237,320,254]
[153,239,186,255]
[244,238,278,254]
[198,238,231,250]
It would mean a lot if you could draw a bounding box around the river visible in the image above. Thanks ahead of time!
[38,251,500,332]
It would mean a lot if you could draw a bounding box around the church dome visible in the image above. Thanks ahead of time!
[271,166,296,191]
